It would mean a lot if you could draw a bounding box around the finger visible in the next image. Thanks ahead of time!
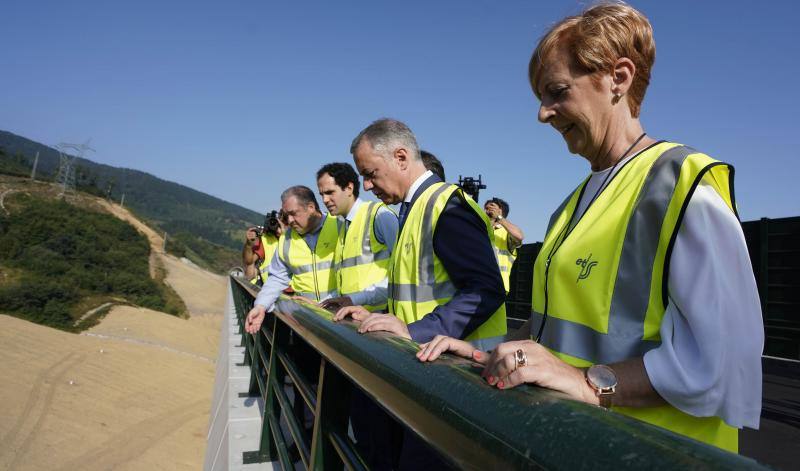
[471,350,488,365]
[332,306,356,321]
[422,338,460,362]
[417,337,447,361]
[358,316,394,334]
[357,315,382,332]
[350,309,371,322]
[416,341,431,358]
[484,352,517,385]
[497,367,532,390]
[420,336,450,358]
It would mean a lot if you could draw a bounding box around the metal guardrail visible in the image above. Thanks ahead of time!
[229,275,766,470]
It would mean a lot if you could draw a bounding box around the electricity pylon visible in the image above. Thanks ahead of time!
[55,139,94,197]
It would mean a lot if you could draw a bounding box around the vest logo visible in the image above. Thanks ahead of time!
[404,241,413,253]
[322,242,330,249]
[575,254,598,283]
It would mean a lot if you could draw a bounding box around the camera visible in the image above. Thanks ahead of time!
[256,210,281,237]
[458,174,487,201]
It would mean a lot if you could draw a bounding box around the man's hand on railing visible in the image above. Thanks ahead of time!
[245,304,267,334]
[332,307,412,340]
[416,335,487,364]
[357,313,412,339]
[318,296,353,311]
[332,305,372,322]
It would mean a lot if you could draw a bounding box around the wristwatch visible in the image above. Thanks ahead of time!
[585,364,618,408]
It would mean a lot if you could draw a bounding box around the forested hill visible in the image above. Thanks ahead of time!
[0,130,261,251]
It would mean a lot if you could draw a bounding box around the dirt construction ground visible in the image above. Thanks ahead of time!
[0,193,228,470]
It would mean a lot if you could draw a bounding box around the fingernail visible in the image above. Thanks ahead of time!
[473,351,482,359]
[497,381,505,389]
[487,375,494,383]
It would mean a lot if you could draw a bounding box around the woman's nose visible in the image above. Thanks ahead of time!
[538,103,554,123]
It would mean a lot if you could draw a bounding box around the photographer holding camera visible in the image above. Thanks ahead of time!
[484,197,524,292]
[242,209,285,286]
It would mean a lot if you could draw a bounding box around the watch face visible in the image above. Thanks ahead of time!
[588,364,618,389]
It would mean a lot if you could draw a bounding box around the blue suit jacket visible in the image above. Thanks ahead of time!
[401,175,505,343]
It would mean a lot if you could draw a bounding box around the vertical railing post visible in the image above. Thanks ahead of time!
[246,330,262,396]
[244,313,282,464]
[309,359,353,470]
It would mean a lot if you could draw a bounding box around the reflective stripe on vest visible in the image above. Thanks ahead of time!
[337,201,391,311]
[252,233,280,285]
[492,225,515,291]
[531,142,738,452]
[389,183,506,341]
[278,215,342,302]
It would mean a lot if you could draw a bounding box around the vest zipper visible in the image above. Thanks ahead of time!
[312,252,320,301]
[537,142,659,342]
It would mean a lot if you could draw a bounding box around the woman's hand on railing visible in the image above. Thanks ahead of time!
[416,335,487,364]
[481,340,598,405]
[245,304,267,334]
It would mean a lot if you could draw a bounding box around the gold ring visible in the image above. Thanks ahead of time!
[514,349,528,369]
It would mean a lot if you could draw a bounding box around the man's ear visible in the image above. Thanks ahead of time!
[345,182,354,196]
[394,147,410,171]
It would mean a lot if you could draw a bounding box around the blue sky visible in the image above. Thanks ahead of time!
[2,0,798,239]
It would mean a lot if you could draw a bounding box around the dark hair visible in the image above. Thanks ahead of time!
[281,185,320,211]
[485,197,510,217]
[317,162,360,198]
[420,150,445,181]
[349,118,420,160]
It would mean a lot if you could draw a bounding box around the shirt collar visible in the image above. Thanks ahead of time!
[345,198,363,223]
[404,170,433,203]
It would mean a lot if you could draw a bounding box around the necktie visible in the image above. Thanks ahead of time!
[398,201,410,229]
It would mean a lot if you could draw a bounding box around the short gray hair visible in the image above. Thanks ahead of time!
[281,185,319,210]
[349,118,420,161]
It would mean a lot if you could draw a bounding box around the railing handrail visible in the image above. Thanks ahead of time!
[229,275,766,470]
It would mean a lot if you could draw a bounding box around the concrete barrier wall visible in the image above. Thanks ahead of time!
[204,284,274,471]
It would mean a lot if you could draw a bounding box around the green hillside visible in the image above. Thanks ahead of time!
[0,130,258,272]
[0,193,186,331]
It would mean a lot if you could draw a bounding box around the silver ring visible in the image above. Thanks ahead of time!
[514,349,528,369]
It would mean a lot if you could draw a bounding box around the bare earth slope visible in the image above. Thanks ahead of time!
[0,178,228,470]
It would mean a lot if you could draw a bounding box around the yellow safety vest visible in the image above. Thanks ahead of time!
[532,142,739,452]
[389,183,507,341]
[277,215,341,302]
[250,233,280,286]
[336,201,391,312]
[492,225,516,292]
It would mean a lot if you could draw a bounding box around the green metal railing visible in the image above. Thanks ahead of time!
[229,276,765,470]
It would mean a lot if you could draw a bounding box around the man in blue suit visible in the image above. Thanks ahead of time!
[334,118,506,470]
[335,118,505,345]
